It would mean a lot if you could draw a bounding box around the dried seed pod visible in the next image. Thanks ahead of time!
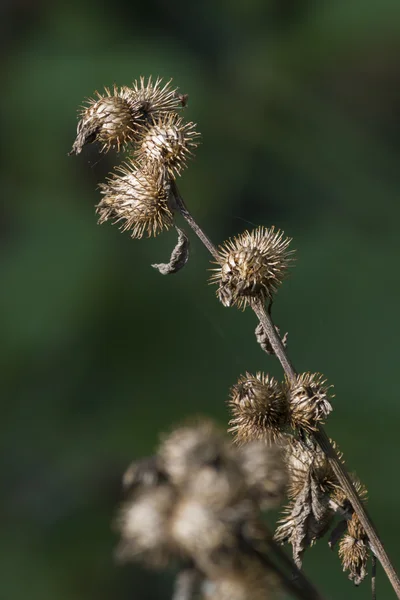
[70,85,141,155]
[170,496,237,569]
[129,76,184,121]
[97,160,174,238]
[210,226,294,309]
[285,372,333,433]
[237,441,287,509]
[115,483,177,568]
[159,421,245,508]
[338,514,369,585]
[136,113,199,176]
[285,437,336,500]
[228,372,288,444]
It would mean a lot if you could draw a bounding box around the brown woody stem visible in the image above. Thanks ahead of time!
[173,182,400,599]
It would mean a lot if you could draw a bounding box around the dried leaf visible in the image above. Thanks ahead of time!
[255,322,288,355]
[274,471,334,568]
[152,227,190,274]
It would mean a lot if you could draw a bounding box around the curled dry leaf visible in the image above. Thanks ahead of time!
[152,227,190,274]
[274,470,334,568]
[255,321,288,355]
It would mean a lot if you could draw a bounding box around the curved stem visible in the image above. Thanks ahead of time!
[172,182,400,599]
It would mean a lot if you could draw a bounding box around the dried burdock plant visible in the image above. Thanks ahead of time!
[135,112,199,177]
[97,160,174,238]
[115,421,322,600]
[285,372,334,433]
[210,226,294,309]
[71,75,400,599]
[228,372,288,444]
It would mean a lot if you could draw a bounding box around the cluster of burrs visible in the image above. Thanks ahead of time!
[70,77,198,259]
[116,420,324,600]
[71,77,394,598]
[228,370,369,583]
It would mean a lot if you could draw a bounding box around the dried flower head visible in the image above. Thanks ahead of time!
[338,514,369,585]
[228,372,288,444]
[70,85,141,155]
[285,438,336,500]
[129,76,184,121]
[285,372,333,433]
[210,227,294,309]
[159,421,245,507]
[237,442,287,509]
[116,482,177,568]
[136,112,199,176]
[97,160,174,238]
[331,474,368,511]
[170,496,237,569]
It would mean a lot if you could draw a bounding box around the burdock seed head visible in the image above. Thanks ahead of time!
[128,76,185,122]
[285,372,333,433]
[97,160,174,238]
[136,112,199,177]
[70,85,141,155]
[159,421,245,508]
[228,372,289,444]
[210,226,294,310]
[338,514,369,585]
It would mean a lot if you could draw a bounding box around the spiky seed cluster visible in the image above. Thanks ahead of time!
[285,372,333,432]
[130,76,184,120]
[273,436,370,578]
[136,113,199,176]
[116,420,285,597]
[70,78,185,155]
[228,372,288,444]
[70,86,141,155]
[210,227,294,309]
[338,514,369,585]
[97,160,173,238]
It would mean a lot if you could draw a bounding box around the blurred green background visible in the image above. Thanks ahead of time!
[2,0,400,598]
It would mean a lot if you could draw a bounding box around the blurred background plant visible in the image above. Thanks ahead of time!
[2,0,400,598]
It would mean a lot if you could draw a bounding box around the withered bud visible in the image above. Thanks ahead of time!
[210,226,294,310]
[237,442,287,509]
[70,86,141,155]
[285,372,333,433]
[116,483,177,568]
[97,160,174,238]
[159,421,245,507]
[228,372,288,444]
[136,113,200,177]
[338,513,369,585]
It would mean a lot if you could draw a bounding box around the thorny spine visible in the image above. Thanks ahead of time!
[172,185,400,599]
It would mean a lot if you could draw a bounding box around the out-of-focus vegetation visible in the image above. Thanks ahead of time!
[2,1,400,598]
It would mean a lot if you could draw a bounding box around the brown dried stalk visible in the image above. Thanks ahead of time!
[172,183,400,599]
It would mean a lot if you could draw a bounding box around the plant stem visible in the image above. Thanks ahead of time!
[173,183,400,599]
